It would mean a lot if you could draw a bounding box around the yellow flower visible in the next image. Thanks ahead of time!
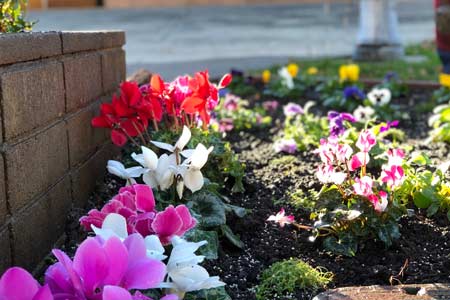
[262,69,271,84]
[287,63,299,77]
[439,73,450,88]
[440,184,450,197]
[306,67,318,75]
[339,64,360,82]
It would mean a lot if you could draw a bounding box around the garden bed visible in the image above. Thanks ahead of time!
[51,76,450,300]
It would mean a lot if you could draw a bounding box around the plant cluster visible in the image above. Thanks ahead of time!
[0,0,34,33]
[433,73,450,104]
[256,258,333,300]
[428,101,450,143]
[212,93,272,133]
[0,184,226,300]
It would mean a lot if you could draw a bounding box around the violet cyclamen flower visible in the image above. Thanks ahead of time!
[343,86,365,100]
[328,111,356,136]
[273,138,297,154]
[45,234,166,299]
[0,267,53,300]
[283,103,304,117]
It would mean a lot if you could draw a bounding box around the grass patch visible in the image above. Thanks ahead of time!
[256,258,333,299]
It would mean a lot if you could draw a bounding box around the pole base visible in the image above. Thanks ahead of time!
[353,43,404,61]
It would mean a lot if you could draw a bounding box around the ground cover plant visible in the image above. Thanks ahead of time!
[2,56,449,300]
[0,0,34,33]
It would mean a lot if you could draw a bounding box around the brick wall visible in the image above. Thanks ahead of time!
[0,31,125,273]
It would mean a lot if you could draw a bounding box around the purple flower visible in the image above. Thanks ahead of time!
[274,139,297,154]
[218,88,230,98]
[0,267,53,300]
[343,86,365,100]
[384,71,398,82]
[230,69,244,77]
[283,103,304,117]
[45,234,166,299]
[328,111,356,136]
[380,120,399,132]
[263,100,279,112]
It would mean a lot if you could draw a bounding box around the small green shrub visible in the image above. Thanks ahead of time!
[0,0,34,33]
[256,258,333,300]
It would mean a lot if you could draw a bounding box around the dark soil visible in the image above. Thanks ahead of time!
[55,87,450,300]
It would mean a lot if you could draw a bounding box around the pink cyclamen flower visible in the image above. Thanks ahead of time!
[348,151,370,171]
[218,118,234,132]
[375,191,389,212]
[45,234,166,300]
[80,184,156,236]
[274,138,297,154]
[223,94,240,111]
[356,130,376,152]
[316,164,347,185]
[381,165,405,189]
[283,103,304,117]
[386,148,405,166]
[0,267,53,300]
[335,144,353,163]
[151,205,197,245]
[314,137,338,165]
[262,100,279,112]
[353,176,374,197]
[267,208,295,227]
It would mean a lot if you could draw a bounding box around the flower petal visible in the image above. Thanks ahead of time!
[102,286,133,300]
[0,267,40,300]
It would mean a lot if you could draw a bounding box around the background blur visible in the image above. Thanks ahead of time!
[28,0,434,79]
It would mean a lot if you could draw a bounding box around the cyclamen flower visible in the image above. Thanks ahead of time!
[353,176,374,198]
[381,165,405,189]
[151,205,197,245]
[218,118,234,132]
[223,94,240,111]
[367,88,391,106]
[316,164,347,185]
[373,191,389,212]
[349,151,370,171]
[107,160,145,185]
[283,103,303,117]
[263,100,279,112]
[356,129,376,152]
[267,208,295,227]
[314,137,338,165]
[0,267,53,300]
[45,234,166,299]
[343,86,365,100]
[273,138,297,154]
[385,148,405,166]
[328,111,356,136]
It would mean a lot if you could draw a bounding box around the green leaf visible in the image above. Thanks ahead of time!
[323,235,357,257]
[188,192,227,228]
[184,287,231,300]
[411,153,431,166]
[413,189,433,209]
[185,228,219,260]
[224,204,247,218]
[426,203,440,217]
[221,224,244,249]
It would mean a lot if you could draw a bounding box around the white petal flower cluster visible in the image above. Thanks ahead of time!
[107,126,213,199]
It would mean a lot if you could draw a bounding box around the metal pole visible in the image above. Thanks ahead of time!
[353,0,403,61]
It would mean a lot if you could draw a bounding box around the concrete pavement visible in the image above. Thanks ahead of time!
[29,1,435,79]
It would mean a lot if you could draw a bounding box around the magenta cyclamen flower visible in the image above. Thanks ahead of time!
[0,267,53,300]
[283,103,304,117]
[356,130,376,152]
[80,184,196,245]
[45,234,166,300]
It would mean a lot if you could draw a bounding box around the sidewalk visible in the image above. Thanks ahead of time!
[30,1,434,79]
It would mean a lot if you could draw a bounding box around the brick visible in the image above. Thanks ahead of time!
[66,101,109,167]
[11,177,71,270]
[0,61,65,141]
[0,227,11,274]
[71,143,119,208]
[61,31,125,54]
[64,53,103,112]
[0,156,7,225]
[101,48,126,93]
[6,122,69,213]
[0,32,62,66]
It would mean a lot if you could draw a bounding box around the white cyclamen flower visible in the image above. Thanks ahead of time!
[160,236,225,296]
[278,67,294,90]
[92,213,166,261]
[132,146,161,189]
[367,88,391,106]
[151,125,192,157]
[175,144,214,198]
[107,160,144,185]
[353,105,375,122]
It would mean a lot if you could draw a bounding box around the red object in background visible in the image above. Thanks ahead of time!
[435,0,450,52]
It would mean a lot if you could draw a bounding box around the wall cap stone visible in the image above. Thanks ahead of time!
[61,31,126,54]
[0,31,62,66]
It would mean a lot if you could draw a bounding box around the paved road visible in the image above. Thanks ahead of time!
[30,1,434,79]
